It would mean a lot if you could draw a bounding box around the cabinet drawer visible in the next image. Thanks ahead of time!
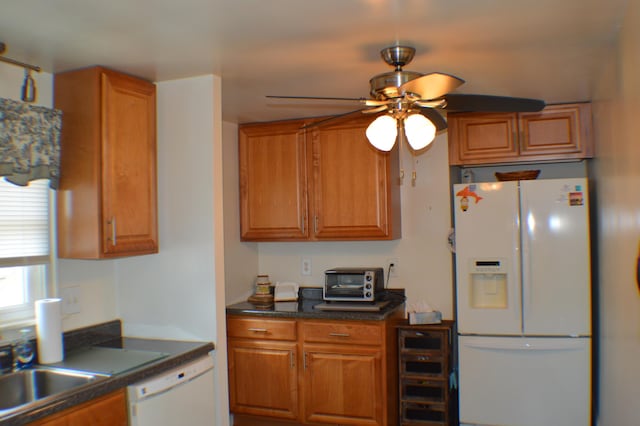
[301,321,382,345]
[401,401,447,425]
[227,317,297,341]
[401,354,446,377]
[399,329,448,353]
[401,378,448,403]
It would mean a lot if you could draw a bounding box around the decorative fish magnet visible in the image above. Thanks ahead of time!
[456,185,483,211]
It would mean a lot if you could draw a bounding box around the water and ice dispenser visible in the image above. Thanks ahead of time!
[468,259,508,309]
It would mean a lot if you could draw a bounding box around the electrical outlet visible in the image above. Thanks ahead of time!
[60,286,81,315]
[386,258,399,278]
[301,257,312,276]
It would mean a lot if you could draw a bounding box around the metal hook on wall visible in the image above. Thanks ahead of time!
[0,41,41,103]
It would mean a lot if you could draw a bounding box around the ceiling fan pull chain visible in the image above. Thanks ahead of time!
[398,127,405,184]
[411,157,417,186]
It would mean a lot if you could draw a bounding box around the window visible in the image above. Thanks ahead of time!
[0,178,52,325]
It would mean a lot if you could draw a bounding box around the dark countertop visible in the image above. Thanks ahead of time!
[226,287,406,321]
[0,321,214,425]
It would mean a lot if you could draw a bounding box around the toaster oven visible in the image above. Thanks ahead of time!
[323,267,384,302]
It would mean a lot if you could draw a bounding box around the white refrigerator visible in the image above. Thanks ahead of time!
[453,178,592,426]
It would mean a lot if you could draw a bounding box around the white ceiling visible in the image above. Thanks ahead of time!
[0,0,626,124]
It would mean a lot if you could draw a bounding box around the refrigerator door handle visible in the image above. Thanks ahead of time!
[462,338,587,351]
[520,193,532,330]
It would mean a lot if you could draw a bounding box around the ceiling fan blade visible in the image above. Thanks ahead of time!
[418,108,448,131]
[267,95,391,108]
[443,94,545,112]
[362,105,389,114]
[267,95,366,102]
[400,72,465,100]
[414,99,447,109]
[300,108,374,130]
[364,99,392,107]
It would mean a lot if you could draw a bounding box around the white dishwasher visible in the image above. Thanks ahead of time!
[127,355,215,426]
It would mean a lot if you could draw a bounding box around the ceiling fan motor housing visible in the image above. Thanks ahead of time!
[370,70,423,99]
[370,46,424,99]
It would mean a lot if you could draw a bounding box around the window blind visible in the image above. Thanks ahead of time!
[0,178,49,264]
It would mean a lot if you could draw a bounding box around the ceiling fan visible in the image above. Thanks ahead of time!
[267,45,545,152]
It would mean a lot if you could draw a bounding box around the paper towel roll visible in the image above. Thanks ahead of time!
[35,298,64,364]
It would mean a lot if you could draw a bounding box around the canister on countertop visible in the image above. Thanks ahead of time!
[255,274,272,295]
[248,274,274,307]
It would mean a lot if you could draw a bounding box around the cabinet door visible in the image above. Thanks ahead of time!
[27,390,127,426]
[310,118,398,240]
[55,66,157,259]
[228,339,298,419]
[448,113,519,165]
[519,103,593,160]
[303,343,383,425]
[239,121,308,241]
[101,70,158,256]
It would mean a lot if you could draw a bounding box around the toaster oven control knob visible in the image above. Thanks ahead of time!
[365,282,372,289]
[365,291,372,298]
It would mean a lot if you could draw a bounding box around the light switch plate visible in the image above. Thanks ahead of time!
[60,286,81,315]
[301,257,312,276]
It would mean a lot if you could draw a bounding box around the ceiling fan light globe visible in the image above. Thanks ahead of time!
[366,115,397,151]
[404,113,436,150]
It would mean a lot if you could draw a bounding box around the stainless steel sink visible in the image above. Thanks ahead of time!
[0,367,106,414]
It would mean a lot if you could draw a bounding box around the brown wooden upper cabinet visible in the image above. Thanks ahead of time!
[239,115,401,242]
[55,66,158,259]
[447,103,593,166]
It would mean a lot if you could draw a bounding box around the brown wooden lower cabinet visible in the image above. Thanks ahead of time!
[302,343,382,425]
[227,313,403,426]
[227,339,299,419]
[27,389,127,426]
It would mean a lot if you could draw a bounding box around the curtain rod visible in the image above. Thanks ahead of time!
[0,42,41,72]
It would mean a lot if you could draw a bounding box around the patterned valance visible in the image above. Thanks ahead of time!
[0,97,62,189]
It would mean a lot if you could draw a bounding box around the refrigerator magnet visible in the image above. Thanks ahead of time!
[569,192,584,206]
[456,185,483,210]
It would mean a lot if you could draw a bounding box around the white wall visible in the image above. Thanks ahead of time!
[591,1,640,424]
[223,130,455,318]
[115,75,218,341]
[57,260,118,330]
[114,74,229,426]
[222,121,259,304]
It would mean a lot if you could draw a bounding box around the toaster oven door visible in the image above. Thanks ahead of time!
[324,274,369,301]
